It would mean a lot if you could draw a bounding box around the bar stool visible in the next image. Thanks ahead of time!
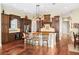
[26,33,33,45]
[27,33,33,45]
[32,32,40,46]
[42,32,49,47]
[22,32,27,44]
[22,32,30,44]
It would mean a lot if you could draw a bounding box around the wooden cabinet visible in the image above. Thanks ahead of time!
[21,16,31,32]
[1,14,9,43]
[8,33,15,42]
[37,19,43,31]
[20,18,24,32]
[52,16,60,42]
[37,15,51,31]
[9,15,21,41]
[54,16,59,32]
[36,15,60,32]
[52,16,59,32]
[1,14,21,44]
[44,14,50,22]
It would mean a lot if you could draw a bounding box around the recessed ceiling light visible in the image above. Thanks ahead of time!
[36,4,40,7]
[52,3,56,5]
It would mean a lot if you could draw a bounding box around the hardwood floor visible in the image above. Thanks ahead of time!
[0,39,79,55]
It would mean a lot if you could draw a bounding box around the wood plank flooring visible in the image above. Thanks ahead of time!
[0,39,79,55]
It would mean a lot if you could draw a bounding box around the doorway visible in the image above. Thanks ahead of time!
[62,21,70,34]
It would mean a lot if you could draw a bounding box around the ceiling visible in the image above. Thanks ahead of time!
[2,3,79,17]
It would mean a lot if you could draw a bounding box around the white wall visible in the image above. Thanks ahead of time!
[2,4,25,18]
[2,4,33,19]
[60,8,79,41]
[64,8,79,32]
[70,8,79,41]
[70,8,79,23]
[70,8,79,33]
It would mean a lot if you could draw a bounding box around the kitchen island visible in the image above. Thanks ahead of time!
[25,32,56,48]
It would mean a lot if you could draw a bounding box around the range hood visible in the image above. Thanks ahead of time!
[41,24,55,32]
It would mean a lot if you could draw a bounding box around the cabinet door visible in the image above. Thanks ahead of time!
[2,25,9,43]
[3,33,9,43]
[55,22,59,32]
[2,14,9,43]
[44,14,50,22]
[2,14,9,24]
[9,33,15,42]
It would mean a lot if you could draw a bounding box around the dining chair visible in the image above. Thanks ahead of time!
[73,32,79,48]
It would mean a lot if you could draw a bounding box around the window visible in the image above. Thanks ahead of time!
[11,18,17,29]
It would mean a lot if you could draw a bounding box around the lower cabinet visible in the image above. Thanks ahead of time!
[9,33,15,42]
[9,32,22,42]
[2,33,9,44]
[15,32,22,40]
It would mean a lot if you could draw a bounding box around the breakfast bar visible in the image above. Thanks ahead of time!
[24,32,56,48]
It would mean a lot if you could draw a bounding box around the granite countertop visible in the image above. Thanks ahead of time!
[9,29,20,33]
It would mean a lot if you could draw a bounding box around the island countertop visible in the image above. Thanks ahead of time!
[32,31,56,34]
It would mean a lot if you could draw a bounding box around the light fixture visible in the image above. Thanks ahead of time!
[36,4,40,19]
[52,3,56,5]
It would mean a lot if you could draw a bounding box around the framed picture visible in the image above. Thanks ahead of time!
[73,23,79,28]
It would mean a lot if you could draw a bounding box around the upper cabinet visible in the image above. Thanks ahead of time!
[44,14,50,22]
[52,16,60,32]
[20,16,31,32]
[36,15,60,32]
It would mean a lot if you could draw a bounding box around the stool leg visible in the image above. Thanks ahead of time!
[47,41,48,47]
[34,41,36,46]
[33,40,35,46]
[42,41,45,47]
[32,40,33,46]
[29,40,30,44]
[24,39,27,44]
[38,41,39,46]
[42,41,43,47]
[42,41,48,47]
